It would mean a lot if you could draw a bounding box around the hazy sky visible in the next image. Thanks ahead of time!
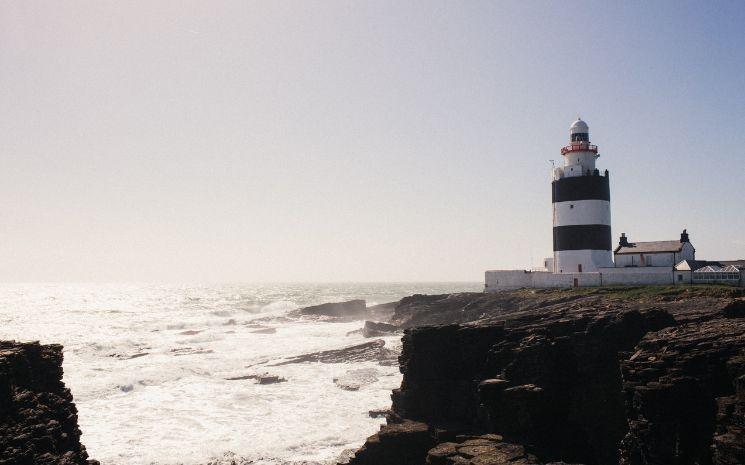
[1,1,744,282]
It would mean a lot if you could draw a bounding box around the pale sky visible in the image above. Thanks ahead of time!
[1,1,744,282]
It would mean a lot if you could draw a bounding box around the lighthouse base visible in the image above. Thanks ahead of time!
[553,250,614,273]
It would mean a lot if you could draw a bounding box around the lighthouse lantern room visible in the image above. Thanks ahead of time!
[551,118,613,273]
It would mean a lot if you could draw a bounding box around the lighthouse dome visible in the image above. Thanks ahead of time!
[569,118,589,142]
[569,118,589,134]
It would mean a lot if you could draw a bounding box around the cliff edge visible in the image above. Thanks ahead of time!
[0,341,97,465]
[347,286,745,465]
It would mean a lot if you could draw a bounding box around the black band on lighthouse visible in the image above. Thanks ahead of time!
[553,224,612,251]
[552,176,610,203]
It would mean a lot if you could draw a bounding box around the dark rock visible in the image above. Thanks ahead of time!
[421,435,555,465]
[257,374,285,385]
[362,321,399,338]
[368,408,390,418]
[390,287,743,329]
[348,287,745,465]
[722,298,745,318]
[426,441,459,464]
[109,352,149,360]
[367,301,398,322]
[619,319,745,465]
[0,341,94,465]
[298,300,367,320]
[347,420,436,465]
[270,339,397,366]
[225,373,286,384]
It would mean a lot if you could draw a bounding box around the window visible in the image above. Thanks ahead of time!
[678,274,683,282]
[571,133,589,142]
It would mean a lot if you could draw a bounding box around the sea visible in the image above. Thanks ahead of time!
[0,282,481,465]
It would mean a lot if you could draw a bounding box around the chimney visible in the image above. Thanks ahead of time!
[619,233,630,247]
[680,229,689,243]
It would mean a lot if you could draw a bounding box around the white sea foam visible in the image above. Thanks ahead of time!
[0,282,481,465]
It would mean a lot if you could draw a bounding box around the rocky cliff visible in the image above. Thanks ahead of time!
[0,341,97,465]
[347,286,745,465]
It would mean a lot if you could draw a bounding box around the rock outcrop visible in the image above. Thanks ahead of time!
[297,299,368,320]
[270,339,397,366]
[362,321,399,338]
[346,286,745,465]
[620,318,745,465]
[0,341,97,465]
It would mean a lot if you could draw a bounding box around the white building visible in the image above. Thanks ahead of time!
[484,119,744,291]
[613,230,695,268]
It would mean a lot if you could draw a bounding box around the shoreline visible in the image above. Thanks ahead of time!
[2,285,744,465]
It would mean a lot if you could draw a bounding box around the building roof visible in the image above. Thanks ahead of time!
[615,240,685,255]
[675,259,712,271]
[695,265,741,273]
[675,259,745,271]
[719,260,745,269]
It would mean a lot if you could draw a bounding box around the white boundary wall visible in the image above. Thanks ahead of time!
[485,266,677,292]
[485,270,601,291]
[597,267,674,286]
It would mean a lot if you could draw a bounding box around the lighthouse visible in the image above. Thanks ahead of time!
[484,117,740,291]
[551,118,613,273]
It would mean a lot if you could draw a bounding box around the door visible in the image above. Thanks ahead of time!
[573,278,579,288]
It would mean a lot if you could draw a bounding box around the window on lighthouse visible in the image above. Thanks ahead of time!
[571,133,589,142]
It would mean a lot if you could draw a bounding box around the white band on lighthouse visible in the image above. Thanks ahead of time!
[553,200,611,227]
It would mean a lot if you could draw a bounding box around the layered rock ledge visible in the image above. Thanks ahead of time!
[0,341,97,465]
[346,286,745,465]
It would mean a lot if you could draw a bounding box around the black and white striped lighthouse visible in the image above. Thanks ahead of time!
[551,118,613,273]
